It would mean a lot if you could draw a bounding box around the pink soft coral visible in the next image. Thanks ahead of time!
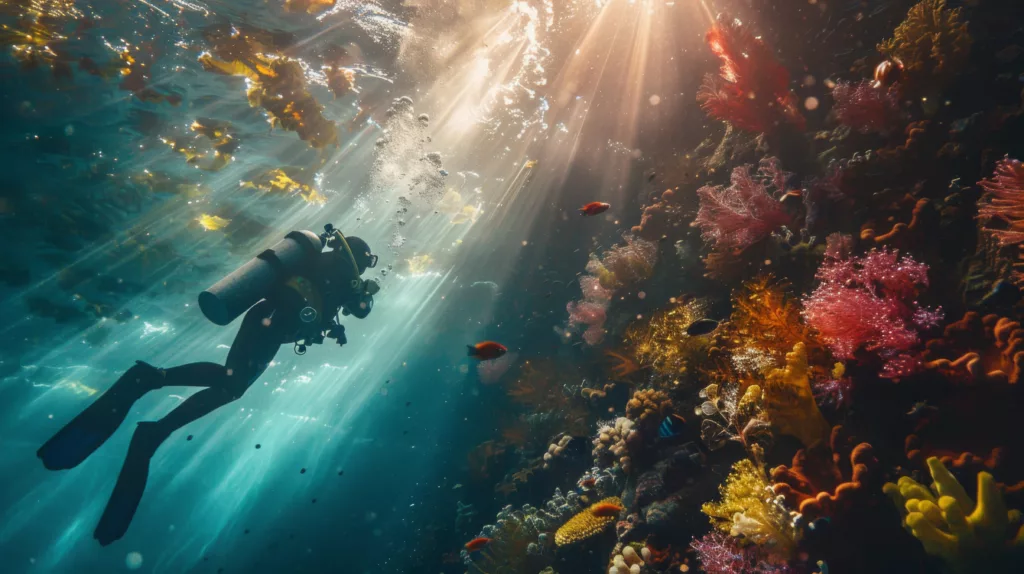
[691,532,793,574]
[802,249,942,377]
[977,157,1024,248]
[697,14,805,133]
[692,157,793,252]
[831,80,902,134]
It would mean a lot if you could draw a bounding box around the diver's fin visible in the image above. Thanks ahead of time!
[94,422,164,546]
[37,361,162,471]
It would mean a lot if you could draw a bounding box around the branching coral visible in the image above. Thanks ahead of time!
[802,249,942,378]
[691,532,794,574]
[692,158,792,253]
[554,497,622,546]
[697,14,804,133]
[631,189,688,242]
[878,0,972,95]
[593,418,636,474]
[760,343,832,446]
[771,425,877,520]
[625,389,672,431]
[702,459,801,557]
[831,80,903,134]
[884,457,1024,572]
[976,157,1024,284]
[922,312,1024,385]
[625,299,711,378]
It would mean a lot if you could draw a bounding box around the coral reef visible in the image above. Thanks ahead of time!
[884,457,1024,572]
[697,15,804,133]
[691,532,793,574]
[976,158,1024,284]
[631,189,687,243]
[625,389,672,431]
[802,249,942,378]
[701,459,801,557]
[831,80,903,134]
[770,425,877,520]
[760,343,832,446]
[922,312,1024,385]
[692,158,792,253]
[608,545,649,574]
[878,0,972,96]
[554,497,623,546]
[625,299,711,379]
[696,382,771,453]
[593,418,636,474]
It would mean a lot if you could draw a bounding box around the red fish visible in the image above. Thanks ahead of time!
[579,477,597,489]
[467,341,507,360]
[579,202,611,216]
[464,537,492,552]
[590,502,624,517]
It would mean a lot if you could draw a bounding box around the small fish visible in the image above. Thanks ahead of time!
[906,401,938,418]
[464,537,491,552]
[685,318,719,336]
[590,502,624,517]
[579,202,611,216]
[579,477,597,489]
[452,483,463,490]
[467,341,507,360]
[658,414,687,438]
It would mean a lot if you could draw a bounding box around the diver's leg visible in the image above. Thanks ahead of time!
[93,301,283,545]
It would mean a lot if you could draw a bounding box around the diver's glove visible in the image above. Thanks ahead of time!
[327,323,347,346]
[364,279,380,295]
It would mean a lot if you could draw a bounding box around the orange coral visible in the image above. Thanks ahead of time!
[631,189,688,242]
[554,497,622,546]
[922,312,1024,385]
[771,425,878,520]
[860,196,935,247]
[606,350,642,380]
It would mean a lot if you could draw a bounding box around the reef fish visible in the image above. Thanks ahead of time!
[467,341,507,360]
[579,202,611,216]
[578,477,597,489]
[685,318,719,336]
[464,537,491,552]
[589,501,624,517]
[658,414,687,438]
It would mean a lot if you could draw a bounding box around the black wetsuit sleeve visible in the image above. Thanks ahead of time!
[344,291,373,319]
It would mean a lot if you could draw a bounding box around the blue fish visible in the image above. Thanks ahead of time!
[658,414,687,438]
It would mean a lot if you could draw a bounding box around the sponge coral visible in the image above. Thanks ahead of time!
[625,389,673,431]
[702,459,801,556]
[554,497,622,546]
[593,418,636,474]
[922,312,1024,385]
[771,425,877,520]
[884,457,1024,572]
[878,0,972,95]
[697,14,804,133]
[761,343,831,446]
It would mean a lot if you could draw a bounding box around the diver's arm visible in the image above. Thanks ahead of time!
[341,279,377,319]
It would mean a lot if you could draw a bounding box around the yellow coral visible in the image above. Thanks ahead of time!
[195,214,230,231]
[626,300,710,377]
[761,343,831,446]
[625,389,672,429]
[702,459,800,555]
[555,497,622,546]
[878,0,972,94]
[884,457,1024,572]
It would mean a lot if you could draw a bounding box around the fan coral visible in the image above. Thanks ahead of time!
[922,312,1024,385]
[691,532,794,574]
[697,14,805,133]
[625,389,672,431]
[760,343,832,446]
[593,418,636,474]
[702,459,801,557]
[831,80,903,134]
[977,157,1024,284]
[625,299,711,378]
[878,0,972,95]
[771,425,878,520]
[802,249,942,378]
[692,158,792,253]
[884,457,1024,572]
[554,497,622,546]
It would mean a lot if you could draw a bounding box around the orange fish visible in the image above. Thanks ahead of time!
[467,341,507,361]
[579,477,597,489]
[579,202,611,216]
[590,502,624,517]
[464,537,491,552]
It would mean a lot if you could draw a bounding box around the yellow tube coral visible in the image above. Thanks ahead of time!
[761,343,831,446]
[554,497,622,546]
[884,457,1024,572]
[702,459,800,556]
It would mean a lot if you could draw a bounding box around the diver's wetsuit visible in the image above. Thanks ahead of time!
[37,242,375,545]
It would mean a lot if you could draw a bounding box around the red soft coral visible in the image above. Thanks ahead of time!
[691,532,793,574]
[802,249,942,377]
[977,157,1024,248]
[692,157,792,252]
[831,80,903,134]
[697,14,805,134]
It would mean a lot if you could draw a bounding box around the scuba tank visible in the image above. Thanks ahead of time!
[198,230,324,326]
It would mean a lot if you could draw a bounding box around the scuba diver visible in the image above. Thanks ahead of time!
[37,224,380,545]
